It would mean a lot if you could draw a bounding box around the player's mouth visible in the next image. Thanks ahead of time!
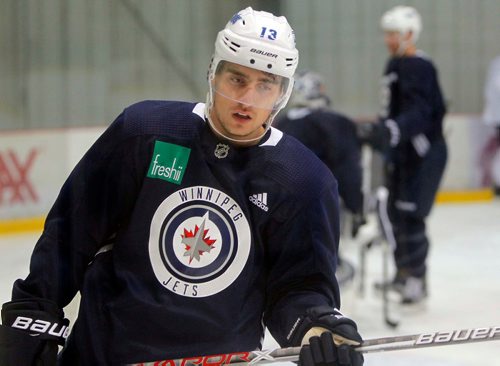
[232,111,252,121]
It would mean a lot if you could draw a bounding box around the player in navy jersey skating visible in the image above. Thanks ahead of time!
[276,70,365,286]
[359,6,447,306]
[276,71,364,233]
[0,7,363,366]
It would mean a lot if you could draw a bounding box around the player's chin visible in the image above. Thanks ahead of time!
[228,131,254,141]
[228,120,258,134]
[228,128,263,142]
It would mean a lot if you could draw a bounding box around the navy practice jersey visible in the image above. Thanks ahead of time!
[380,52,446,164]
[12,101,341,365]
[276,109,363,215]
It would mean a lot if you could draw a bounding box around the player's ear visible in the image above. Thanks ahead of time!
[405,31,414,42]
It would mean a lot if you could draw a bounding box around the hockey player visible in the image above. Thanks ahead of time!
[358,6,447,305]
[276,71,364,236]
[275,70,365,285]
[0,7,363,366]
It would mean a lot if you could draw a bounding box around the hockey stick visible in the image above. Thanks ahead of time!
[357,186,400,327]
[375,186,400,328]
[129,325,500,365]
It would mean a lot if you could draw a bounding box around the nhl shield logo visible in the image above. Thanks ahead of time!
[149,186,251,297]
[214,143,230,159]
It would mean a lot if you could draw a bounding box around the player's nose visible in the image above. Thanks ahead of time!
[237,86,260,106]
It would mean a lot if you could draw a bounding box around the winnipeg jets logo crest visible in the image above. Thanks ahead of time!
[181,212,217,264]
[149,186,251,298]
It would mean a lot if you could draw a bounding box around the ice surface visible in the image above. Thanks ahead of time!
[1,200,499,365]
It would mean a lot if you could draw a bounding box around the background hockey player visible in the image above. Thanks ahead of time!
[276,70,365,285]
[357,6,448,305]
[0,7,363,366]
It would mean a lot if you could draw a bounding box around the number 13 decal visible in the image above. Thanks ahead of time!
[260,27,277,40]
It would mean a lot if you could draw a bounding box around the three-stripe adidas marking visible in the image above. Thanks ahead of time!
[249,193,268,211]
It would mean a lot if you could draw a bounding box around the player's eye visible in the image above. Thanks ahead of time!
[229,75,246,86]
[257,83,273,92]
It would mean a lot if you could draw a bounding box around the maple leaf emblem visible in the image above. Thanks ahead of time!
[181,212,216,264]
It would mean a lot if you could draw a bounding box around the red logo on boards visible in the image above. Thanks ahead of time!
[0,149,39,205]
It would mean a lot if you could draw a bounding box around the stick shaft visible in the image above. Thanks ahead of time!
[358,326,500,353]
[130,325,500,365]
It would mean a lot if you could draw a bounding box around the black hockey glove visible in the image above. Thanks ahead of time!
[0,299,69,366]
[288,306,364,366]
[356,119,400,152]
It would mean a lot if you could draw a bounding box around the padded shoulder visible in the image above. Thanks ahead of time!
[262,133,337,200]
[121,100,206,139]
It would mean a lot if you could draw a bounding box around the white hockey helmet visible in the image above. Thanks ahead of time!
[380,5,422,42]
[290,70,330,109]
[206,7,299,142]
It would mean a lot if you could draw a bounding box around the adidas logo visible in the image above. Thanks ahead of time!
[249,193,269,212]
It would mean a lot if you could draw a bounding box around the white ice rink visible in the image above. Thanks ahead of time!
[1,199,499,365]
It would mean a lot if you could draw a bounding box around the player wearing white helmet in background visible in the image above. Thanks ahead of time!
[380,5,422,56]
[0,7,363,366]
[358,5,447,306]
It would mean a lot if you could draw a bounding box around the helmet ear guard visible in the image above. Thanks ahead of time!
[205,7,299,143]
